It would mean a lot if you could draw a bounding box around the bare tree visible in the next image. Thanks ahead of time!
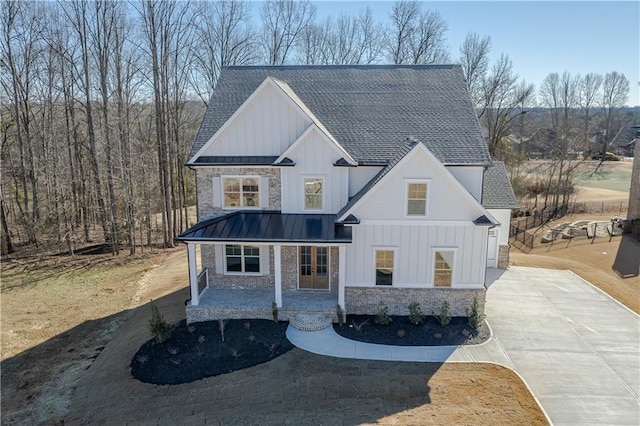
[191,0,257,104]
[600,71,630,156]
[578,73,602,153]
[459,32,491,109]
[386,0,449,65]
[261,0,315,65]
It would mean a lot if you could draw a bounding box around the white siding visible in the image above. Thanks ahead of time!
[281,129,348,214]
[345,224,487,287]
[446,166,484,202]
[348,166,383,197]
[350,150,482,221]
[487,209,512,245]
[200,84,311,157]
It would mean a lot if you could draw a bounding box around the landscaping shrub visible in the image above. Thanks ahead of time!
[466,295,485,329]
[271,302,279,322]
[375,303,393,325]
[434,300,451,327]
[408,301,424,325]
[336,304,344,326]
[148,302,172,344]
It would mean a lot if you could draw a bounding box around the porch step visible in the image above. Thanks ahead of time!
[290,313,332,331]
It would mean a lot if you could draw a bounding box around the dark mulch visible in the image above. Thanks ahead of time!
[334,315,489,346]
[131,319,293,385]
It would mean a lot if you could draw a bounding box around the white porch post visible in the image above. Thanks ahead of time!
[338,244,346,309]
[274,244,283,308]
[187,243,199,306]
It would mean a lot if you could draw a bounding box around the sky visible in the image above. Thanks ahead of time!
[312,1,640,106]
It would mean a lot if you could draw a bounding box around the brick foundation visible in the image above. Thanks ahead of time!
[345,287,485,317]
[497,245,510,269]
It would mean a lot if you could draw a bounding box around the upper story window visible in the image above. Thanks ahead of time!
[406,181,428,216]
[304,177,324,210]
[223,177,259,208]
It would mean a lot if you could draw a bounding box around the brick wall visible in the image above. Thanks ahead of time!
[628,148,640,220]
[196,167,281,220]
[497,245,509,269]
[282,246,298,291]
[202,244,275,290]
[345,287,486,317]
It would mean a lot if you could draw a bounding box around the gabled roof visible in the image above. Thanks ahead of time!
[177,211,352,243]
[482,162,519,209]
[274,123,357,166]
[189,65,491,166]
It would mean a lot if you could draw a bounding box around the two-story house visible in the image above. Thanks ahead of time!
[178,65,517,324]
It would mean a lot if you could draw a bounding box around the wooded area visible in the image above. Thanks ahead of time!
[0,0,632,256]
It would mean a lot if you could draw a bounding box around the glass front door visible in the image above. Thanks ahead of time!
[298,246,329,290]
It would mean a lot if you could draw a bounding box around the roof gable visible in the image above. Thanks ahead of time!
[189,65,492,166]
[275,124,357,166]
[338,141,497,223]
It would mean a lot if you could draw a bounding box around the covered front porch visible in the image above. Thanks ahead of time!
[178,211,352,324]
[187,288,339,323]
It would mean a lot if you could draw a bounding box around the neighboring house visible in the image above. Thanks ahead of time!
[610,125,638,157]
[178,65,517,324]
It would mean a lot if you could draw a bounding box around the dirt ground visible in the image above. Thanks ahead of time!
[510,214,640,314]
[1,247,548,425]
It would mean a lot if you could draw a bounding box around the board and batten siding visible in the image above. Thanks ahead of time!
[349,152,482,222]
[345,223,487,288]
[281,129,348,214]
[487,209,512,245]
[446,166,484,202]
[200,83,311,157]
[348,166,383,198]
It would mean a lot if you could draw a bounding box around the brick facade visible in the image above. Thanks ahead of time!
[497,245,510,269]
[628,147,640,220]
[345,287,485,317]
[196,167,281,220]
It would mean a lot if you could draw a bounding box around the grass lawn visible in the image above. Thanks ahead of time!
[573,160,633,193]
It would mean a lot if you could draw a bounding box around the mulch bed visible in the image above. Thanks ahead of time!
[131,319,293,385]
[334,315,489,346]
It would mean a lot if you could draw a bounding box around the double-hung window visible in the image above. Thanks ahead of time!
[375,249,394,286]
[406,181,428,216]
[304,177,323,210]
[225,245,260,273]
[433,250,454,287]
[223,177,259,208]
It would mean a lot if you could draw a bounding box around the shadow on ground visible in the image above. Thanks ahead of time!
[612,235,640,278]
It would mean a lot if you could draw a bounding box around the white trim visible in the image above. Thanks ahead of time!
[302,175,325,211]
[431,247,456,287]
[338,245,346,309]
[404,179,431,218]
[187,243,199,305]
[220,175,262,210]
[359,219,476,227]
[223,244,264,275]
[373,246,397,287]
[184,240,345,247]
[338,143,498,224]
[274,245,282,308]
[275,124,357,165]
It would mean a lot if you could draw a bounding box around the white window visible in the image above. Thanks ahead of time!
[375,249,395,286]
[406,181,428,216]
[304,177,324,210]
[223,177,259,208]
[225,244,260,273]
[433,250,454,287]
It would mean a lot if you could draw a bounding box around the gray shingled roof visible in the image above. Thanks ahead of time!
[482,162,519,209]
[189,65,491,166]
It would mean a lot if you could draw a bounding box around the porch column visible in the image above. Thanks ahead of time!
[338,244,346,309]
[187,243,199,306]
[274,244,283,308]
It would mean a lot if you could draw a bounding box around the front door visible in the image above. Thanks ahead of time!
[298,246,329,290]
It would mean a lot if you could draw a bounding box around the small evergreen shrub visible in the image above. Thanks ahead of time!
[148,302,172,344]
[434,300,451,327]
[375,303,393,325]
[408,301,424,325]
[466,295,485,329]
[336,304,344,326]
[272,302,279,322]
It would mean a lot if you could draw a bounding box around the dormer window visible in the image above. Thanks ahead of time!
[406,180,429,216]
[304,177,324,210]
[223,177,259,208]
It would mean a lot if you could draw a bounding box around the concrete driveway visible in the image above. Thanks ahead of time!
[486,266,640,426]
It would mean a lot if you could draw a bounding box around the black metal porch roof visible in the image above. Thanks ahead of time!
[177,211,352,243]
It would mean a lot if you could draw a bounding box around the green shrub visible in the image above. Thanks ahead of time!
[336,304,344,326]
[466,295,485,329]
[375,303,393,325]
[148,301,172,344]
[434,300,451,327]
[272,302,279,322]
[408,301,424,325]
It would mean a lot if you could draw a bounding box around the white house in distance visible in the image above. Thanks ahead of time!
[178,65,518,324]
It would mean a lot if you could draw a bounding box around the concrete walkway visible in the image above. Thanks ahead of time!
[287,266,640,426]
